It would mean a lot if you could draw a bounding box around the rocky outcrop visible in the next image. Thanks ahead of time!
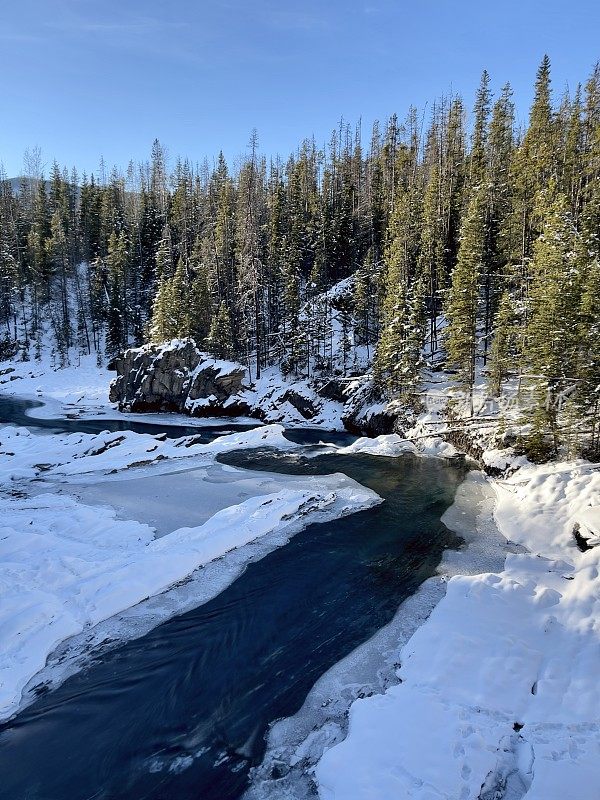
[108,339,251,417]
[108,339,418,435]
[279,389,319,420]
[316,378,346,403]
[341,376,411,437]
[343,407,399,437]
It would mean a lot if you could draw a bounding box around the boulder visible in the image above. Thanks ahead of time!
[109,339,250,417]
[278,389,319,420]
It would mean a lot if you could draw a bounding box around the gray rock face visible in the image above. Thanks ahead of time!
[317,378,346,403]
[341,376,413,436]
[343,407,399,437]
[278,389,319,420]
[109,340,251,417]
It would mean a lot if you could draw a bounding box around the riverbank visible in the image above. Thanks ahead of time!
[243,451,600,800]
[1,393,465,800]
[243,469,513,798]
[311,457,600,799]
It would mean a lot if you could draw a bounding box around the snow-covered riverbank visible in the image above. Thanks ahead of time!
[244,470,508,800]
[0,353,113,417]
[310,457,600,800]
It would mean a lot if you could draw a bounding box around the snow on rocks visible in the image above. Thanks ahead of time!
[332,434,417,457]
[574,506,600,548]
[109,339,251,416]
[315,459,600,800]
[317,431,463,460]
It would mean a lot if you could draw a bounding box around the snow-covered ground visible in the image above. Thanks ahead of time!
[314,459,600,800]
[0,419,298,484]
[1,475,379,724]
[0,352,113,417]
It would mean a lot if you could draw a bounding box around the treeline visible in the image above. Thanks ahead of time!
[1,55,600,457]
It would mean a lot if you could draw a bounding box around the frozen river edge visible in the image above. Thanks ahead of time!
[251,458,600,800]
[244,470,511,799]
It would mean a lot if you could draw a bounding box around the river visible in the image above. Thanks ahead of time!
[0,398,466,800]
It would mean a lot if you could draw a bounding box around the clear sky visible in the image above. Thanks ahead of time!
[1,0,599,178]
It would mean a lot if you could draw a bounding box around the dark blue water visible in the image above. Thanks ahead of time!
[0,395,354,445]
[0,395,257,442]
[0,398,465,800]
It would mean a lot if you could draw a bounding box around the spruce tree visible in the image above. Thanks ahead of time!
[510,55,557,264]
[523,191,583,454]
[189,250,212,344]
[149,276,173,343]
[488,290,517,397]
[375,182,424,397]
[469,70,491,188]
[445,189,487,414]
[206,301,234,360]
[575,256,600,454]
[106,231,128,359]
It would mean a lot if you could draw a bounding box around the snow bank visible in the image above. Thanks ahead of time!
[245,472,510,799]
[315,460,600,800]
[334,434,418,457]
[0,394,381,723]
[575,506,600,547]
[317,432,462,459]
[0,423,296,483]
[0,479,381,723]
[0,353,112,416]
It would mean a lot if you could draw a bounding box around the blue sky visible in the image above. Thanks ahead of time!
[1,0,599,177]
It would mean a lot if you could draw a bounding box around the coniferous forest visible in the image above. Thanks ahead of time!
[1,56,600,459]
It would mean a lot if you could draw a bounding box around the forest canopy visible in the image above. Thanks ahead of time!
[1,55,600,458]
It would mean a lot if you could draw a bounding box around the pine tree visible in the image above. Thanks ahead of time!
[45,209,72,361]
[149,276,173,343]
[106,231,128,358]
[169,257,191,338]
[469,70,492,188]
[188,243,213,344]
[523,191,583,455]
[483,83,515,360]
[374,182,424,396]
[0,222,18,335]
[418,161,444,356]
[445,189,487,414]
[488,290,517,396]
[206,301,234,360]
[155,226,174,281]
[510,55,557,264]
[559,87,584,217]
[575,256,600,453]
